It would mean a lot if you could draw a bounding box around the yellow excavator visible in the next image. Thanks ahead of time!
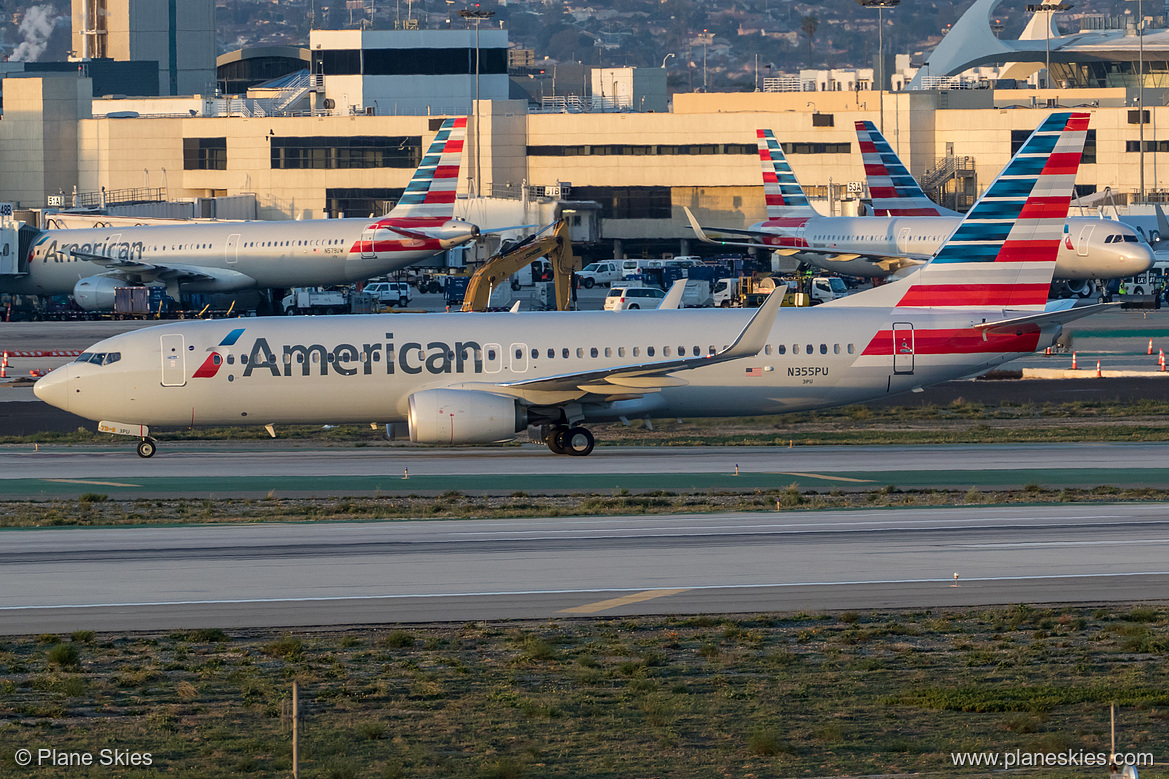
[461,220,581,312]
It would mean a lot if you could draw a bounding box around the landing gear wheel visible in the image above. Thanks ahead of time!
[562,427,595,457]
[136,438,157,458]
[546,425,569,454]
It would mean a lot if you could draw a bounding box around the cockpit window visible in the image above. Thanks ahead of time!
[1124,235,1139,243]
[74,352,120,366]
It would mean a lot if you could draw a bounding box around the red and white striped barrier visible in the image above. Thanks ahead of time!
[0,349,83,358]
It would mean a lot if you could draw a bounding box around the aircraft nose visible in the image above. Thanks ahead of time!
[1127,244,1156,274]
[33,367,70,412]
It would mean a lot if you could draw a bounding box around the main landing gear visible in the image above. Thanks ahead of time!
[545,425,595,456]
[136,437,158,458]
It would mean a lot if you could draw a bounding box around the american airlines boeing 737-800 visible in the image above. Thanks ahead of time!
[2,118,475,310]
[35,113,1104,458]
[687,123,1153,287]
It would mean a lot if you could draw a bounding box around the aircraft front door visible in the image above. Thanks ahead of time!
[225,233,241,264]
[360,226,377,259]
[509,343,528,373]
[892,322,914,375]
[160,334,186,387]
[1077,225,1093,257]
[896,227,911,254]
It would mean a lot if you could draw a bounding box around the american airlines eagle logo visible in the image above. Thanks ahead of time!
[192,328,245,378]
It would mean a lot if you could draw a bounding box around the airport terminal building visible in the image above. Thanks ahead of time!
[4,9,1169,260]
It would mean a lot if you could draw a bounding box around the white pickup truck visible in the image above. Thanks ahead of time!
[363,281,412,307]
[576,260,623,288]
[282,287,348,315]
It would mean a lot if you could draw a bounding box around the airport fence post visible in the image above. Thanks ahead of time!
[292,680,299,779]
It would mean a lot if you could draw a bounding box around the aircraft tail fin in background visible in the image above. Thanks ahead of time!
[757,129,818,220]
[854,120,959,217]
[387,117,468,219]
[833,112,1090,311]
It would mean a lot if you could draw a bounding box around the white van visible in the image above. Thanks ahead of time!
[620,259,654,280]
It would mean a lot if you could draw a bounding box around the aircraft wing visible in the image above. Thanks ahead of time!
[70,250,255,287]
[485,288,784,401]
[682,206,930,267]
[974,302,1113,335]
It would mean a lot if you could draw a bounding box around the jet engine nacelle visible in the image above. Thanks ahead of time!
[73,276,126,311]
[408,388,526,444]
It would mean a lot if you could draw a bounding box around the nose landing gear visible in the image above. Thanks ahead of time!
[136,437,158,458]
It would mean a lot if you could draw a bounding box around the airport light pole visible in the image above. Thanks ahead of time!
[1026,4,1071,89]
[856,0,899,134]
[458,7,495,198]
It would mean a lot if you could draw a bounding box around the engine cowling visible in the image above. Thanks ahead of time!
[408,389,526,444]
[72,276,124,311]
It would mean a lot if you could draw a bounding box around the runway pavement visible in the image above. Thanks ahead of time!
[2,503,1168,634]
[2,442,1168,497]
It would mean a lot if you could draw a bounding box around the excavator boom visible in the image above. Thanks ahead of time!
[461,220,581,312]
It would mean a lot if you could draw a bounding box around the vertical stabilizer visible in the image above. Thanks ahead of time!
[855,120,959,216]
[894,112,1089,310]
[757,129,818,219]
[387,117,468,218]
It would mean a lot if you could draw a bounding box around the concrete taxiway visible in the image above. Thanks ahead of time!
[1,442,1168,497]
[2,503,1168,634]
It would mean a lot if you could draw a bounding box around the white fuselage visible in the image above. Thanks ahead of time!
[3,217,477,298]
[35,304,1059,433]
[759,215,1154,280]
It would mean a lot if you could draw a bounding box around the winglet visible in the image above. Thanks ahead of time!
[1155,204,1169,244]
[658,279,687,309]
[682,206,715,244]
[718,287,785,360]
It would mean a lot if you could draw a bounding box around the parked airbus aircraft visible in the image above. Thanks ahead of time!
[36,113,1104,458]
[2,118,476,311]
[686,124,1153,291]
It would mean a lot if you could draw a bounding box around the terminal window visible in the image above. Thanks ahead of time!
[272,136,422,169]
[527,143,755,157]
[570,186,671,220]
[325,188,406,219]
[183,138,227,170]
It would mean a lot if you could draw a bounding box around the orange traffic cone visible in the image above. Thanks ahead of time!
[1149,339,1155,355]
[1161,350,1166,372]
[1096,359,1102,378]
[1045,347,1051,356]
[0,351,7,379]
[1071,352,1078,370]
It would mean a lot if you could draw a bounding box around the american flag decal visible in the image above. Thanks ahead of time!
[745,366,763,377]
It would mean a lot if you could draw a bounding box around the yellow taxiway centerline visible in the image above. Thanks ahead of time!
[770,472,876,483]
[559,588,691,615]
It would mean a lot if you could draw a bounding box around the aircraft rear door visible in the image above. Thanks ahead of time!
[892,322,914,375]
[361,225,377,259]
[225,233,241,264]
[160,334,186,386]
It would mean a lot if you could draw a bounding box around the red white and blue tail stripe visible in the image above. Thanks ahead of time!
[894,112,1089,311]
[758,129,817,219]
[855,121,957,217]
[388,117,467,218]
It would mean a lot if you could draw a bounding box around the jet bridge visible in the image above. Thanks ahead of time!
[0,205,34,277]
